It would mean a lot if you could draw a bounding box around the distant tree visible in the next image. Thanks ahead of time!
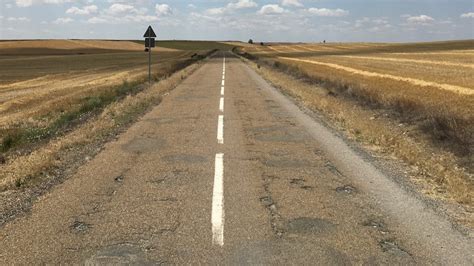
[248,39,254,44]
[260,42,264,46]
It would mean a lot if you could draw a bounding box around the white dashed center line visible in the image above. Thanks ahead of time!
[219,97,224,112]
[217,115,224,144]
[211,153,225,246]
[212,55,226,246]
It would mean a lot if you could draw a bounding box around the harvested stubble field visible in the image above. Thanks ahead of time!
[0,40,229,189]
[236,40,473,208]
[0,40,224,131]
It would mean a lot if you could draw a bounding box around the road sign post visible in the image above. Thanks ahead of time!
[143,25,157,84]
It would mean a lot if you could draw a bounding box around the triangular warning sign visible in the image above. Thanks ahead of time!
[143,26,156,38]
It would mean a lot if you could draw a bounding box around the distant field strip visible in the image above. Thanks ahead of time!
[294,45,317,52]
[337,55,474,69]
[391,51,474,56]
[268,46,284,53]
[279,57,474,95]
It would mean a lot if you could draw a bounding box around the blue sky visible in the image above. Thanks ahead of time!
[0,0,473,42]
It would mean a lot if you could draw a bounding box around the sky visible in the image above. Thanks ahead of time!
[0,0,473,42]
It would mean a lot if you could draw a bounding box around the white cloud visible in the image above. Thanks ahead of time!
[82,3,165,25]
[206,7,225,15]
[15,0,75,7]
[15,0,33,7]
[6,3,13,8]
[351,17,394,33]
[107,3,136,15]
[125,14,158,22]
[308,8,349,17]
[7,16,31,22]
[52,17,74,24]
[66,5,98,15]
[258,4,285,15]
[87,17,107,24]
[406,15,434,24]
[460,12,474,18]
[205,0,257,15]
[156,4,172,16]
[282,0,303,7]
[228,0,257,9]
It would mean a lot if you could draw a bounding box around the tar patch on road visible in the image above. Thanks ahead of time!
[286,217,335,234]
[86,243,160,265]
[122,137,166,154]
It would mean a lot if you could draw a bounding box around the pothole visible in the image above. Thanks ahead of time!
[114,175,124,183]
[70,220,91,233]
[260,175,285,237]
[325,162,344,177]
[159,197,178,202]
[336,185,356,194]
[289,178,305,186]
[259,196,274,207]
[287,217,335,234]
[363,219,388,234]
[289,178,313,190]
[379,239,412,258]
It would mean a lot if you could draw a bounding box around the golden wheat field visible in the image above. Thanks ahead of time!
[0,40,208,128]
[0,40,229,156]
[239,41,474,157]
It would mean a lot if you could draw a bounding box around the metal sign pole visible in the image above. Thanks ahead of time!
[148,29,151,84]
[143,25,156,85]
[148,42,151,84]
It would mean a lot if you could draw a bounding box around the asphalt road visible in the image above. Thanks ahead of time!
[0,52,472,264]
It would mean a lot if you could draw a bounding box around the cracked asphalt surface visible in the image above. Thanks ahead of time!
[0,52,472,264]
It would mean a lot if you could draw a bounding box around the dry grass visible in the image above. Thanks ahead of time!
[238,40,474,159]
[0,40,143,50]
[0,51,195,126]
[0,40,220,157]
[0,39,221,189]
[0,60,203,190]
[0,40,175,56]
[279,57,473,94]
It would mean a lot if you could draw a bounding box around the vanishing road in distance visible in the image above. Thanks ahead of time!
[1,52,472,264]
